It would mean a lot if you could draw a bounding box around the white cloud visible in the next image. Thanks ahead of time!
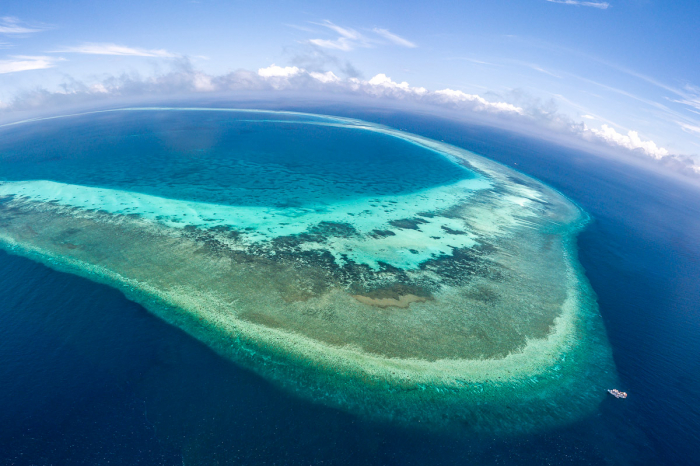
[434,88,524,114]
[54,43,177,58]
[445,57,500,66]
[191,73,216,91]
[306,21,417,51]
[257,64,305,90]
[309,71,340,83]
[372,28,417,48]
[0,16,46,35]
[258,60,341,84]
[89,83,109,94]
[678,122,700,135]
[527,64,561,78]
[361,74,428,98]
[676,98,700,112]
[308,20,370,51]
[582,114,596,120]
[672,86,700,113]
[368,73,410,90]
[285,24,316,33]
[257,69,521,114]
[314,20,362,40]
[0,55,61,74]
[546,0,610,9]
[257,64,303,78]
[588,124,668,159]
[308,37,355,51]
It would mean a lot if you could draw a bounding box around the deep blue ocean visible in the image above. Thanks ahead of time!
[1,105,698,465]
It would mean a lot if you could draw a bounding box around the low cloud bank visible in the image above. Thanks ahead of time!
[1,60,698,180]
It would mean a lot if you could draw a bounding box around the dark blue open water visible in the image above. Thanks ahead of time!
[1,105,698,465]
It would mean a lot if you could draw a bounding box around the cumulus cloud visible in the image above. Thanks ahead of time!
[53,43,177,58]
[372,28,417,48]
[308,71,340,83]
[257,64,305,89]
[257,64,303,78]
[0,55,61,74]
[366,73,424,94]
[587,124,668,159]
[434,89,524,114]
[546,0,610,9]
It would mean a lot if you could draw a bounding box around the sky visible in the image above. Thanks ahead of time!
[1,0,699,178]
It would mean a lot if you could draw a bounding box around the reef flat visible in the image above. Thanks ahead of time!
[0,109,616,433]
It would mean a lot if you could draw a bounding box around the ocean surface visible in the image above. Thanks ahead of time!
[0,105,698,465]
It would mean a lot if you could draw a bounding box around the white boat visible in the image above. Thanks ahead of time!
[608,389,628,399]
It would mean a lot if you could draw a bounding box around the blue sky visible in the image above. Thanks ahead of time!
[1,0,699,175]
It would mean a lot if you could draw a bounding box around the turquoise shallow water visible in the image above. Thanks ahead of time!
[0,109,490,270]
[0,108,616,437]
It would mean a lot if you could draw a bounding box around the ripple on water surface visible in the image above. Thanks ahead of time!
[0,109,616,433]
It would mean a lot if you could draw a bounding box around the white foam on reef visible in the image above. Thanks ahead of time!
[0,108,617,432]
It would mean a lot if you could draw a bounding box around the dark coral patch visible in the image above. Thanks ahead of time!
[441,225,467,235]
[370,229,396,238]
[389,218,429,230]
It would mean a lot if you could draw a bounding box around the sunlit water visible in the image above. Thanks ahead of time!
[8,107,693,464]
